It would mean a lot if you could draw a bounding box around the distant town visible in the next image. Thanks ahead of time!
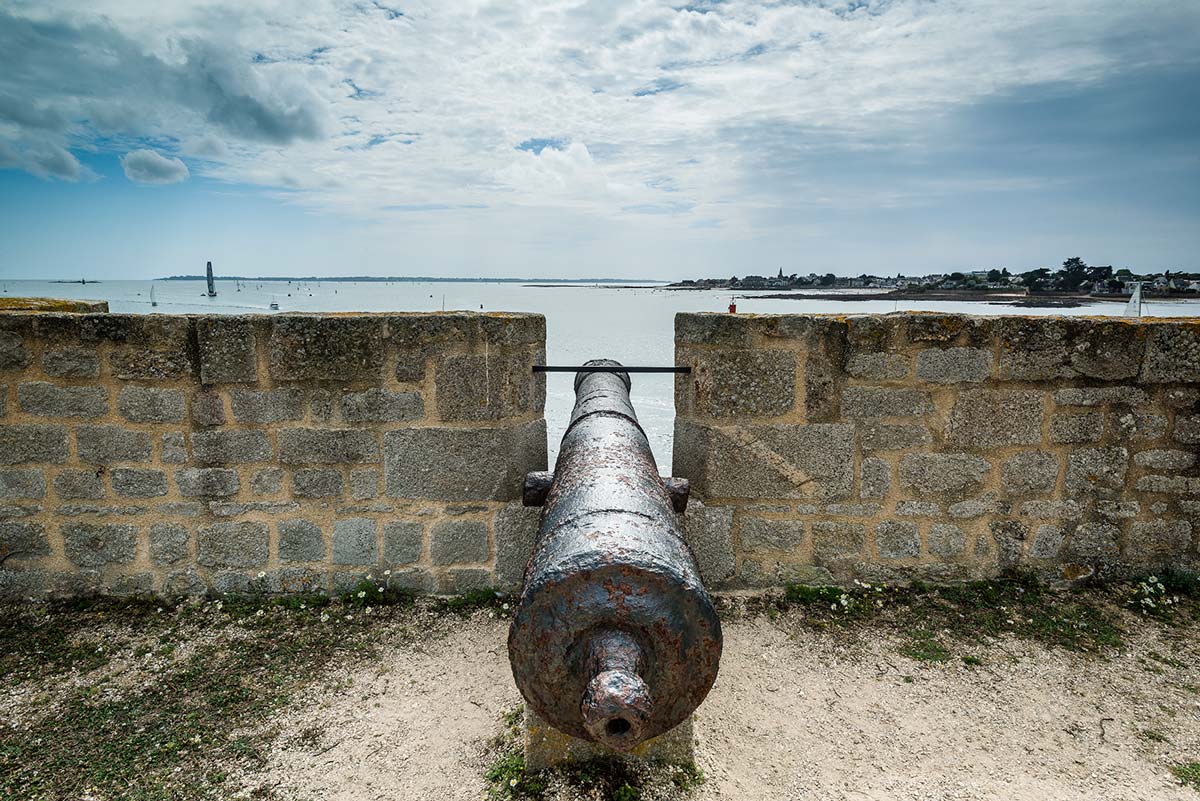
[668,258,1200,298]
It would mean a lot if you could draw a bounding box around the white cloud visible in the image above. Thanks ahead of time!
[121,149,190,184]
[0,0,1197,269]
[0,139,91,181]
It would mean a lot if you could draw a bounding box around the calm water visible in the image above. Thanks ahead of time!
[5,278,1198,470]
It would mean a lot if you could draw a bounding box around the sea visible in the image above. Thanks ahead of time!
[4,278,1198,470]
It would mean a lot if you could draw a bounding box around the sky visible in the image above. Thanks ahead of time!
[0,0,1197,280]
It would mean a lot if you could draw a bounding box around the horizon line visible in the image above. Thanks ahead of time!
[151,275,666,284]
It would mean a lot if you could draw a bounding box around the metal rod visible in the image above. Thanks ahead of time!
[533,365,690,374]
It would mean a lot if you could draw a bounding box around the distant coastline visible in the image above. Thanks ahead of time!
[752,288,1103,308]
[157,275,663,284]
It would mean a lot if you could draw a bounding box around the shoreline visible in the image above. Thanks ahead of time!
[749,290,1102,308]
[742,289,1200,309]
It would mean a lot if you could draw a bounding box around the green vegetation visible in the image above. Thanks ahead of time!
[445,587,508,613]
[485,751,548,800]
[0,589,516,801]
[484,707,704,801]
[339,576,416,609]
[1173,762,1200,791]
[900,631,951,663]
[673,257,1199,295]
[1130,569,1200,619]
[773,570,1200,658]
[4,572,1199,798]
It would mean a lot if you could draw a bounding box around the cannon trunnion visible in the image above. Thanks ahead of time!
[508,360,722,752]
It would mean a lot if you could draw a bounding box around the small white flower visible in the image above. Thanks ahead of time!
[257,571,266,580]
[256,609,264,617]
[509,778,518,787]
[384,569,392,576]
[357,590,366,599]
[320,612,330,622]
[502,603,510,611]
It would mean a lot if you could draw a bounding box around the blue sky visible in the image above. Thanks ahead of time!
[0,0,1197,280]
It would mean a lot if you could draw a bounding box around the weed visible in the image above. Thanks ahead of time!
[961,655,983,667]
[1159,569,1200,598]
[782,580,894,620]
[777,573,1129,660]
[613,784,640,801]
[672,762,705,790]
[1130,575,1182,616]
[783,584,843,606]
[340,577,415,609]
[445,587,509,614]
[485,751,547,800]
[502,706,525,730]
[901,631,951,663]
[1148,651,1186,669]
[0,592,463,800]
[483,710,704,800]
[1172,762,1200,790]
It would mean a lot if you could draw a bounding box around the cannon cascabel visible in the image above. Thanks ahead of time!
[507,359,722,751]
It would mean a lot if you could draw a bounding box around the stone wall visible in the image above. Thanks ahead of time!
[0,312,546,599]
[674,312,1200,587]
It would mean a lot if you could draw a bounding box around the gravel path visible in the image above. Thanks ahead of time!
[248,611,1200,800]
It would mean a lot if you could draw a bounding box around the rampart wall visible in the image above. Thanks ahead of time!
[674,312,1200,587]
[0,312,546,598]
[3,309,1198,599]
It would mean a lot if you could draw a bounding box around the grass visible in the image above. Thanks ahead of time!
[1173,762,1200,791]
[900,631,951,663]
[0,588,516,801]
[3,573,1198,799]
[1,600,367,799]
[483,707,704,801]
[773,571,1145,657]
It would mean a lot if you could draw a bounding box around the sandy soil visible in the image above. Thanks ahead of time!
[247,613,1200,801]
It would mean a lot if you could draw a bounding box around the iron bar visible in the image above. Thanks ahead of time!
[533,365,689,374]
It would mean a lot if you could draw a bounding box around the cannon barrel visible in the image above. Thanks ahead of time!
[508,359,722,751]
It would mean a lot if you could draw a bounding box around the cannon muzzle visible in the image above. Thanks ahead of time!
[508,359,722,751]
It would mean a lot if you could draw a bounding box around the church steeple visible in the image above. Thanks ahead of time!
[777,266,784,279]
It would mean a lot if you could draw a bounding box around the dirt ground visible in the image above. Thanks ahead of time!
[247,612,1200,801]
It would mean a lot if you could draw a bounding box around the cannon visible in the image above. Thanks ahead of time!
[508,359,722,752]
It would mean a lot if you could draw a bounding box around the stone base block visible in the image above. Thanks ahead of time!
[523,707,694,771]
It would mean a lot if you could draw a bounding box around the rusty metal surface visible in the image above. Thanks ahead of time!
[662,477,690,513]
[508,359,722,751]
[522,470,554,507]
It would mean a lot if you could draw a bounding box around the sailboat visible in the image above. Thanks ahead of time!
[150,284,158,307]
[1123,282,1143,318]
